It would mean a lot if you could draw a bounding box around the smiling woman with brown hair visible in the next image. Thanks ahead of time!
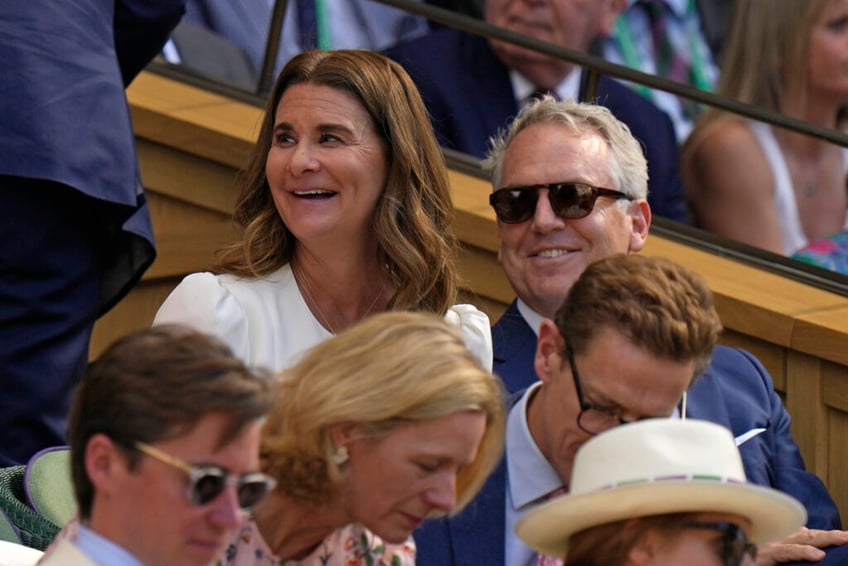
[154,49,491,373]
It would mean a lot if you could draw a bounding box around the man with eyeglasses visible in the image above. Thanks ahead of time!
[40,324,277,566]
[414,98,848,565]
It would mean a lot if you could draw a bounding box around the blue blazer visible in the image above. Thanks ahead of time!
[415,301,843,565]
[0,1,185,311]
[386,28,689,223]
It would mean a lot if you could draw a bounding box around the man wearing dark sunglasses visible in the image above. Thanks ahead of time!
[415,98,848,566]
[40,324,277,566]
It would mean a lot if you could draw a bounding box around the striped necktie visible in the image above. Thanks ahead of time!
[642,0,689,84]
[641,0,701,120]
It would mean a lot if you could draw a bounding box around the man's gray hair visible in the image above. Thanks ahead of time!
[483,97,649,201]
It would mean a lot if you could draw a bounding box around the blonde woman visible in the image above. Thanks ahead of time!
[221,311,505,565]
[683,0,848,255]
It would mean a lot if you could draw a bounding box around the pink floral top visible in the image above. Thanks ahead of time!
[219,519,416,566]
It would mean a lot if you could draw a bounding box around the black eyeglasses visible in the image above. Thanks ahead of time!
[135,441,276,512]
[489,182,632,224]
[684,521,758,566]
[566,347,632,436]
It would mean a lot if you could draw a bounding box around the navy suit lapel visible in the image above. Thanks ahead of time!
[493,301,539,393]
[685,367,732,426]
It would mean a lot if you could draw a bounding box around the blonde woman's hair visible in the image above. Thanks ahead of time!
[683,0,835,164]
[261,311,505,513]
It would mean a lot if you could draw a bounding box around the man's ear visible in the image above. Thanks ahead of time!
[535,320,565,384]
[85,433,125,497]
[628,199,651,253]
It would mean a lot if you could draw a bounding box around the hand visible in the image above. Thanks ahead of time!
[756,527,848,565]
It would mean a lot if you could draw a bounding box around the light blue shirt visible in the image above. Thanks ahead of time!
[504,383,563,566]
[75,524,143,566]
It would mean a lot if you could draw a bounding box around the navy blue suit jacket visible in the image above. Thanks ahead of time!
[0,1,184,310]
[0,0,184,466]
[386,28,688,223]
[415,301,842,565]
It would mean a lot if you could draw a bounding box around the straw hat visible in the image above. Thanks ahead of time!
[516,419,806,558]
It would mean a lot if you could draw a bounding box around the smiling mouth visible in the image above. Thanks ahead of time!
[536,249,573,258]
[293,189,336,199]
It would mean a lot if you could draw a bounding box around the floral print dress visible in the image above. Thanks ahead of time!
[219,519,416,566]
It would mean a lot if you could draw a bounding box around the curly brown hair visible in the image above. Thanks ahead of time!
[556,255,722,380]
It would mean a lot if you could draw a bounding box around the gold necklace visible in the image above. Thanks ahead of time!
[780,133,827,198]
[292,263,384,335]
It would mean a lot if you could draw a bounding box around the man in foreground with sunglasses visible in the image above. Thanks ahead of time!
[40,324,277,566]
[415,98,848,565]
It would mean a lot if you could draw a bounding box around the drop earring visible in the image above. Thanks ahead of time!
[332,445,349,466]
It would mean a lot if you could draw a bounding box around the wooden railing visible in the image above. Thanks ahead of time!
[92,71,848,520]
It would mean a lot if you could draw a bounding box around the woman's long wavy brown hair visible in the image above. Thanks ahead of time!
[214,49,458,314]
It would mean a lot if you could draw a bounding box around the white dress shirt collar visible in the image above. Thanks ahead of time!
[75,524,143,566]
[509,68,581,106]
[506,383,563,510]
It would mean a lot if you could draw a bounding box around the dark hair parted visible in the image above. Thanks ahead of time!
[556,255,722,379]
[68,324,276,520]
[215,49,458,314]
[260,311,505,513]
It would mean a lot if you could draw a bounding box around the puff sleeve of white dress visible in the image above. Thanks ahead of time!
[443,302,493,372]
[153,265,494,372]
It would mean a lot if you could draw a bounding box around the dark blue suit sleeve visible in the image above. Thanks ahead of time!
[114,0,187,85]
[699,348,841,530]
[743,349,843,530]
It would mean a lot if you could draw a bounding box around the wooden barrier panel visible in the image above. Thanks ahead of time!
[93,71,848,519]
